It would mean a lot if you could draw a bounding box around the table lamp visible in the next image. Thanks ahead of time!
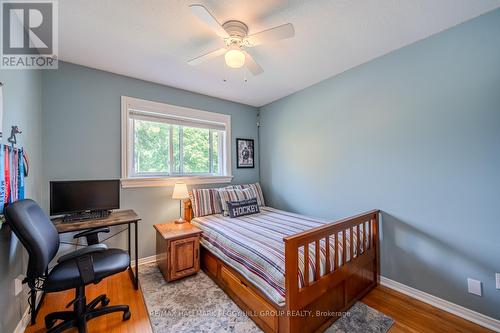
[172,182,189,224]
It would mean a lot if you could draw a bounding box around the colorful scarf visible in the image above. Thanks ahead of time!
[4,146,10,205]
[9,148,15,203]
[0,145,4,213]
[18,149,24,200]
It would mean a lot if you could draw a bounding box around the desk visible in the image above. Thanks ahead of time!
[52,210,141,289]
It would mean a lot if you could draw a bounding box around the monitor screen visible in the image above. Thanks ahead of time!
[50,180,120,216]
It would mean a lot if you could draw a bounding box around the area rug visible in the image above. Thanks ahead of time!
[139,263,393,333]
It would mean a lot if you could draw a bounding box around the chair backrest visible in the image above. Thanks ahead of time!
[5,199,60,280]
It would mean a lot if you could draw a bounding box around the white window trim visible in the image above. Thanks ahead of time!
[121,96,233,188]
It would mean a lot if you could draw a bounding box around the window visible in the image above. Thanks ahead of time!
[121,96,232,187]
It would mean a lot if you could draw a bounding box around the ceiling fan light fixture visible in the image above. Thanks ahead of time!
[188,5,295,76]
[224,49,245,68]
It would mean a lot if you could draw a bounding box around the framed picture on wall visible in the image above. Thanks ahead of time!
[236,138,254,168]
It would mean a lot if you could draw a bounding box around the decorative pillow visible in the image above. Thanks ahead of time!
[227,198,260,218]
[228,182,265,206]
[218,187,257,216]
[189,188,222,217]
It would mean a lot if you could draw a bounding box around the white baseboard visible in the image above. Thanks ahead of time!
[380,276,500,332]
[131,254,158,267]
[13,308,30,333]
[13,291,42,333]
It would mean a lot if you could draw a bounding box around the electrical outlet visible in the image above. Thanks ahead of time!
[14,275,24,296]
[467,278,482,296]
[496,274,500,290]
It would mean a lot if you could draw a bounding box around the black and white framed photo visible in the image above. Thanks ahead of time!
[236,138,254,168]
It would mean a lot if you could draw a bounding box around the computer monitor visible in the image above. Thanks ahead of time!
[50,180,120,216]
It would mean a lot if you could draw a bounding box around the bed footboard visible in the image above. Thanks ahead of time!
[184,197,380,333]
[283,210,380,333]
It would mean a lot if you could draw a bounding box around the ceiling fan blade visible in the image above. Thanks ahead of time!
[246,23,294,47]
[189,4,229,38]
[244,52,264,76]
[188,48,226,66]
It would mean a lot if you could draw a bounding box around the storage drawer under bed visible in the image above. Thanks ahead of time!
[220,266,278,331]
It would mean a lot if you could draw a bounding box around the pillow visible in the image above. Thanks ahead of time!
[189,188,222,217]
[228,182,265,206]
[227,198,260,218]
[218,187,257,216]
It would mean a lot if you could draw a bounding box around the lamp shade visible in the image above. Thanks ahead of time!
[172,183,189,200]
[225,49,245,68]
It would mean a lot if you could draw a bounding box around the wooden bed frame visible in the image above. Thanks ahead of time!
[184,199,380,333]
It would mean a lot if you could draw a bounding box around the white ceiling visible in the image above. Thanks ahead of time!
[59,0,500,107]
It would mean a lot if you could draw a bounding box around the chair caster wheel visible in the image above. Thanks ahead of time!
[123,311,131,321]
[101,297,110,306]
[45,318,56,329]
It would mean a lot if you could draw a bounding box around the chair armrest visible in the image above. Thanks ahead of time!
[57,244,108,264]
[73,227,110,240]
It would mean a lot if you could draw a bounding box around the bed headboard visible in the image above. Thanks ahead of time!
[183,197,194,222]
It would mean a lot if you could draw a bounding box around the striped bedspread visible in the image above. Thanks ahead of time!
[191,207,367,306]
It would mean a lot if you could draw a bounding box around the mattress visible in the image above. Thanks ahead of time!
[191,207,366,306]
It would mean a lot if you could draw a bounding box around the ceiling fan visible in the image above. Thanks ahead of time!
[187,4,295,76]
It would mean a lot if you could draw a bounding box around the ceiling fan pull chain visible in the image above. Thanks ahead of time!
[222,63,228,82]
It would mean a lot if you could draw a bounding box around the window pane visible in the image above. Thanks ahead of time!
[182,126,210,173]
[212,131,220,174]
[172,125,181,173]
[134,119,169,174]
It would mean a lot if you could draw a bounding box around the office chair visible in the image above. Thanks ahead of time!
[5,199,131,333]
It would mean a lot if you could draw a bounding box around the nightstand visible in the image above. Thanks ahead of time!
[154,222,202,282]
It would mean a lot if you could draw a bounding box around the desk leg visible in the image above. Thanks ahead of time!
[127,222,139,290]
[134,221,139,289]
[128,222,131,270]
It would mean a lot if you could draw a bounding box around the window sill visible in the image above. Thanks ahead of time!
[121,175,233,188]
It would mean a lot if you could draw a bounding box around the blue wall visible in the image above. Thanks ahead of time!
[259,9,500,319]
[41,62,259,258]
[0,70,43,333]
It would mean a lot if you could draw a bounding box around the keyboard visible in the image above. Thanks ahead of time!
[63,210,111,223]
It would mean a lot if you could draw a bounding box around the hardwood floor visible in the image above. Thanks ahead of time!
[25,270,152,333]
[25,269,492,333]
[362,285,493,333]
